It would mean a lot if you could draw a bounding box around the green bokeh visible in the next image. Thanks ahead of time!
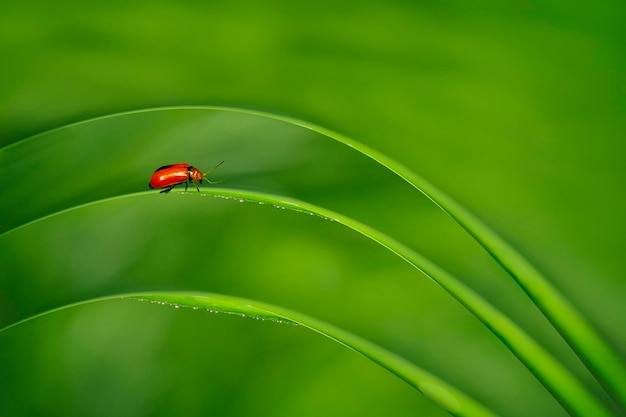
[1,0,624,416]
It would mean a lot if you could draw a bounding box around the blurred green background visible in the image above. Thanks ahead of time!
[0,0,624,416]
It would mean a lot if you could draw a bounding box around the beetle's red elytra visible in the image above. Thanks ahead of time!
[149,161,224,193]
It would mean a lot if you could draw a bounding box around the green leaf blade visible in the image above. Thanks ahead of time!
[2,292,501,417]
[4,185,615,417]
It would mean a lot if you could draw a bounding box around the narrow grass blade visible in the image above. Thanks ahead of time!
[0,106,620,413]
[2,187,614,417]
[192,188,614,417]
[0,292,500,417]
[232,107,626,409]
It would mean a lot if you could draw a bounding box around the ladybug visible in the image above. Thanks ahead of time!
[149,161,224,193]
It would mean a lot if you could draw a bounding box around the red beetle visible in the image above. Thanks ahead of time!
[149,161,224,193]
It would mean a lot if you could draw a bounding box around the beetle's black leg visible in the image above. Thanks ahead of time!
[160,184,176,194]
[184,181,189,192]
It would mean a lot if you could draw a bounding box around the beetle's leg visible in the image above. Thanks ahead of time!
[160,184,176,194]
[184,181,189,192]
[194,180,201,192]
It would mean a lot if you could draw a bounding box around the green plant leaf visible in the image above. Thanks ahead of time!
[1,291,500,417]
[0,107,619,416]
[2,184,615,417]
[232,108,626,410]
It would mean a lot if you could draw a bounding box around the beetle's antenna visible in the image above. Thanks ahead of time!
[203,160,227,184]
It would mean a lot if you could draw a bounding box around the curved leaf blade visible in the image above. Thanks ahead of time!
[3,186,615,417]
[1,292,500,417]
[0,107,619,415]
